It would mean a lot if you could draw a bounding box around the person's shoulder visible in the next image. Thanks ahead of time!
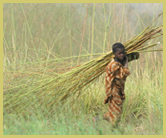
[107,58,119,67]
[106,58,120,71]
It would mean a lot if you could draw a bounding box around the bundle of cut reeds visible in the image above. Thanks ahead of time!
[3,22,163,116]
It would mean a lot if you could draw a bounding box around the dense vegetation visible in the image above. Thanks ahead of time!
[3,3,163,135]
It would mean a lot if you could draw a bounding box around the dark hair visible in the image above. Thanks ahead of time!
[112,42,125,54]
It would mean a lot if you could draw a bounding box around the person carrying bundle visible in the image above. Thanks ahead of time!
[103,42,139,126]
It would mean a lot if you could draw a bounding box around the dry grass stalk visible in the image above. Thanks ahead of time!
[3,23,163,115]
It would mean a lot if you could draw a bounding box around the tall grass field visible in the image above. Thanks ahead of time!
[3,3,163,135]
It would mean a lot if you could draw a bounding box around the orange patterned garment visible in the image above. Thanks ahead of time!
[103,58,130,124]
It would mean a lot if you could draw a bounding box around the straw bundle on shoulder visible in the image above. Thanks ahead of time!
[4,23,163,115]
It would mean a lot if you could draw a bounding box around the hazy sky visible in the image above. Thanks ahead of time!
[73,3,163,16]
[127,3,163,14]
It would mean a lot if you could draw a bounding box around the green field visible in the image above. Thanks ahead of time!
[3,3,163,135]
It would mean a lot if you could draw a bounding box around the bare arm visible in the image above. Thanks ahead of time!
[124,56,128,68]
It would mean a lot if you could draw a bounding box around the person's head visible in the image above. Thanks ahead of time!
[112,42,126,61]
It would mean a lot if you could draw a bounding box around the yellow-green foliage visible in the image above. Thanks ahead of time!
[3,3,163,134]
[3,23,162,116]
